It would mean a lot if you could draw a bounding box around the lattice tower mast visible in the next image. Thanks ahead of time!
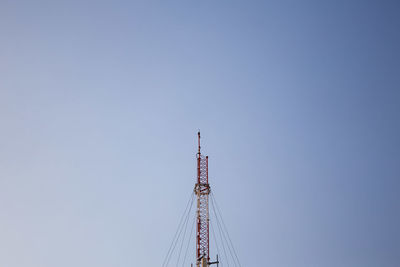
[195,132,210,267]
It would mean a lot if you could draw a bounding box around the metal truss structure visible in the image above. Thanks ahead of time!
[195,132,210,266]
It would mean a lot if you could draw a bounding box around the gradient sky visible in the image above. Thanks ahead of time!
[1,1,399,267]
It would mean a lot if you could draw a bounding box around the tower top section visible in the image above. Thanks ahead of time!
[198,131,201,156]
[195,131,210,265]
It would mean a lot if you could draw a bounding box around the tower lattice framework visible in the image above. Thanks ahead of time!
[195,132,210,266]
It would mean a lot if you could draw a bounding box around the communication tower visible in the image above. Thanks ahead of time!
[195,132,219,267]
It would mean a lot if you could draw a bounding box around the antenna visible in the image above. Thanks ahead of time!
[195,132,219,267]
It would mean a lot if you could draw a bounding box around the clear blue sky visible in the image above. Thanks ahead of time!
[0,1,399,266]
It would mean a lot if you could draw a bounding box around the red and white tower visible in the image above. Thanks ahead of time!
[195,132,210,267]
[194,132,219,267]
